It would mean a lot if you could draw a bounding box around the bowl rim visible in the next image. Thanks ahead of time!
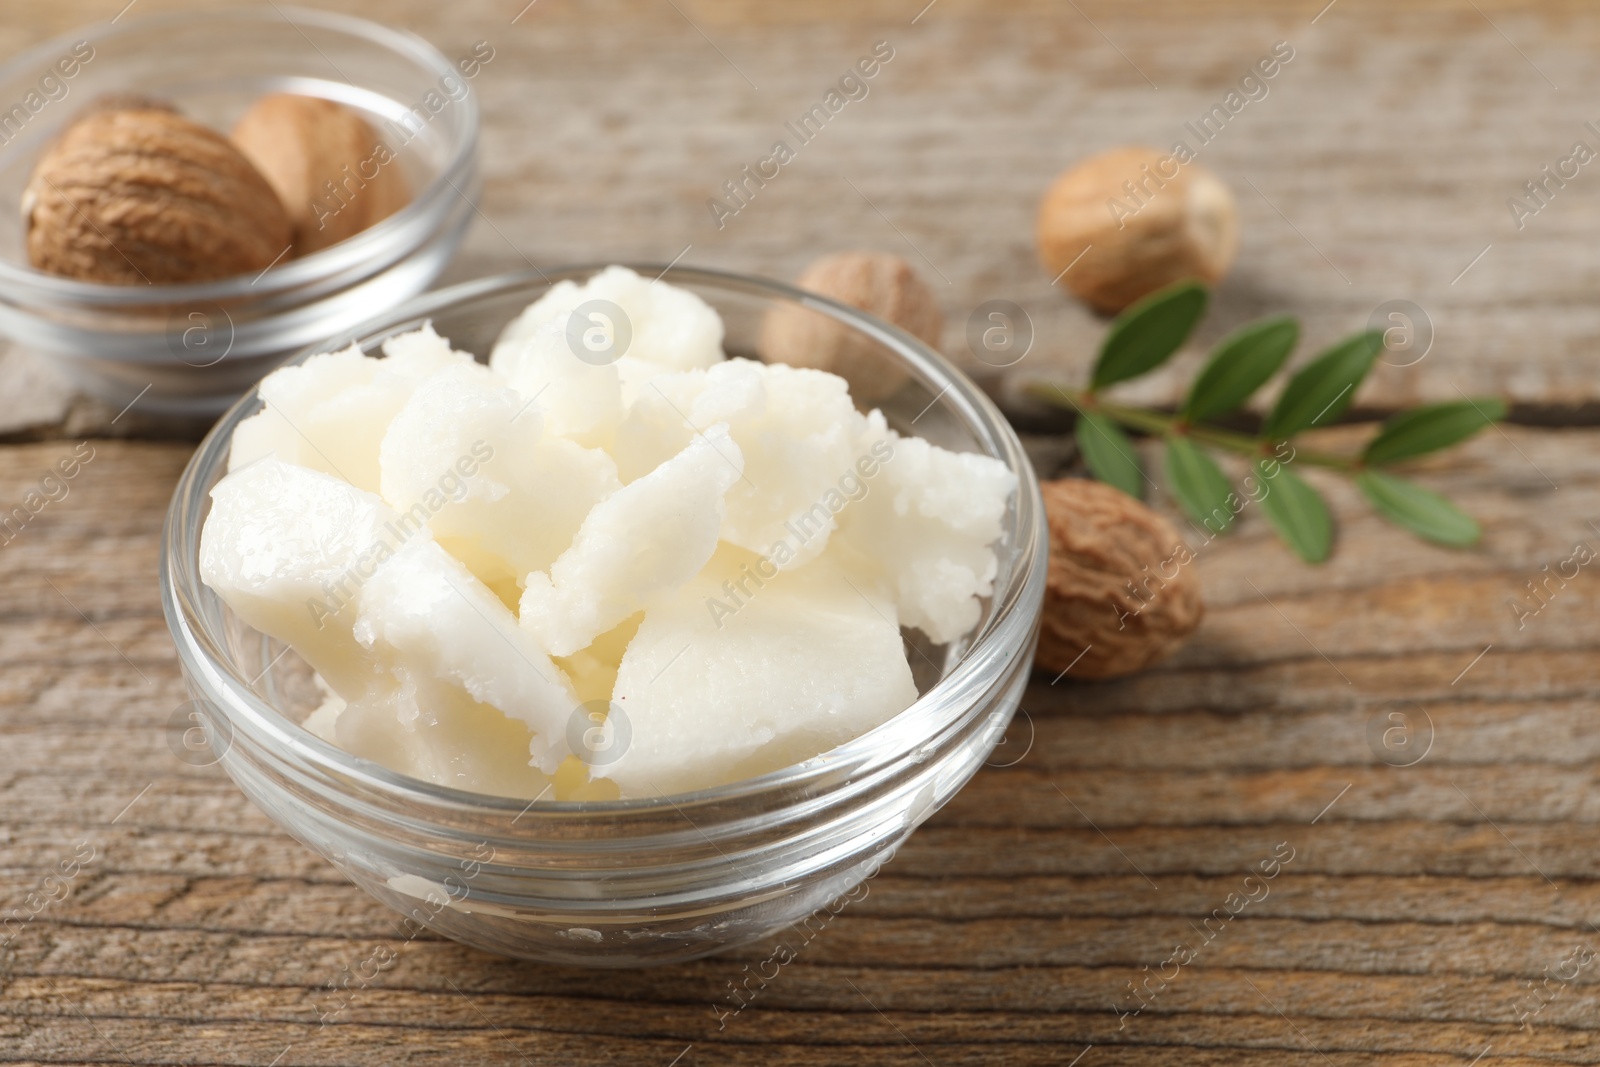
[161,262,1047,816]
[0,4,479,305]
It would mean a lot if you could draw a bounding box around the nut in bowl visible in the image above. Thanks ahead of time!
[0,7,480,415]
[162,265,1047,965]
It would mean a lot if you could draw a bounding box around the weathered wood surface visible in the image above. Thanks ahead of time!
[5,1,1600,1064]
[2,419,1598,1064]
[6,0,1600,436]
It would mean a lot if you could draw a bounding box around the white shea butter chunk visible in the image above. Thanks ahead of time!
[613,355,677,408]
[521,425,743,657]
[836,413,1018,645]
[354,538,580,773]
[329,678,553,799]
[493,265,724,376]
[614,359,863,566]
[489,320,623,451]
[378,362,620,596]
[202,271,1017,802]
[199,458,404,696]
[606,550,918,796]
[377,323,478,378]
[228,325,470,494]
[301,681,344,742]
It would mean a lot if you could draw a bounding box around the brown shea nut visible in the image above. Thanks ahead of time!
[231,93,410,256]
[1037,145,1239,315]
[760,251,943,402]
[1035,478,1203,680]
[23,106,293,285]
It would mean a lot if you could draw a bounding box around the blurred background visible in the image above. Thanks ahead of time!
[3,0,1598,437]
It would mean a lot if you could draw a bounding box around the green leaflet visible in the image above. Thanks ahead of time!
[1182,315,1299,423]
[1092,280,1209,390]
[1024,284,1496,564]
[1256,459,1333,563]
[1363,399,1507,466]
[1357,470,1480,547]
[1076,410,1144,499]
[1262,331,1383,441]
[1165,436,1235,534]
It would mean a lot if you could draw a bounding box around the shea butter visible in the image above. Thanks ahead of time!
[200,267,1016,799]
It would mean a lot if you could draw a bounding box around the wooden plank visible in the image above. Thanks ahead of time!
[0,419,1596,1061]
[3,0,1600,1059]
[3,0,1600,439]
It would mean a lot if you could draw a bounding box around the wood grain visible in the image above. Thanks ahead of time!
[3,1,1600,1064]
[0,422,1595,1065]
[4,0,1600,436]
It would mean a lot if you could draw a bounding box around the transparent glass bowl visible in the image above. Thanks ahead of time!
[0,7,478,416]
[161,266,1047,966]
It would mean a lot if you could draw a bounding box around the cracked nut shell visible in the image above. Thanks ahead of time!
[23,105,293,285]
[760,250,944,402]
[1035,477,1204,680]
[1037,145,1239,315]
[231,93,410,256]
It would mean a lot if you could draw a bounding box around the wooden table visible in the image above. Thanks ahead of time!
[4,1,1600,1063]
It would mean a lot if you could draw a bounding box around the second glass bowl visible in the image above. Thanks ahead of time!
[0,6,479,415]
[161,265,1047,966]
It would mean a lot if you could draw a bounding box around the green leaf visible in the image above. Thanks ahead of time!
[1356,470,1480,547]
[1262,330,1383,441]
[1256,459,1333,563]
[1362,398,1507,466]
[1091,280,1209,390]
[1182,315,1299,423]
[1076,411,1144,499]
[1165,436,1235,534]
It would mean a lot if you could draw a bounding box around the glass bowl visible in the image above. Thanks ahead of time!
[161,265,1047,966]
[0,6,479,416]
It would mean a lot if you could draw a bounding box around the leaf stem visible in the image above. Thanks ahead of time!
[1029,383,1360,472]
